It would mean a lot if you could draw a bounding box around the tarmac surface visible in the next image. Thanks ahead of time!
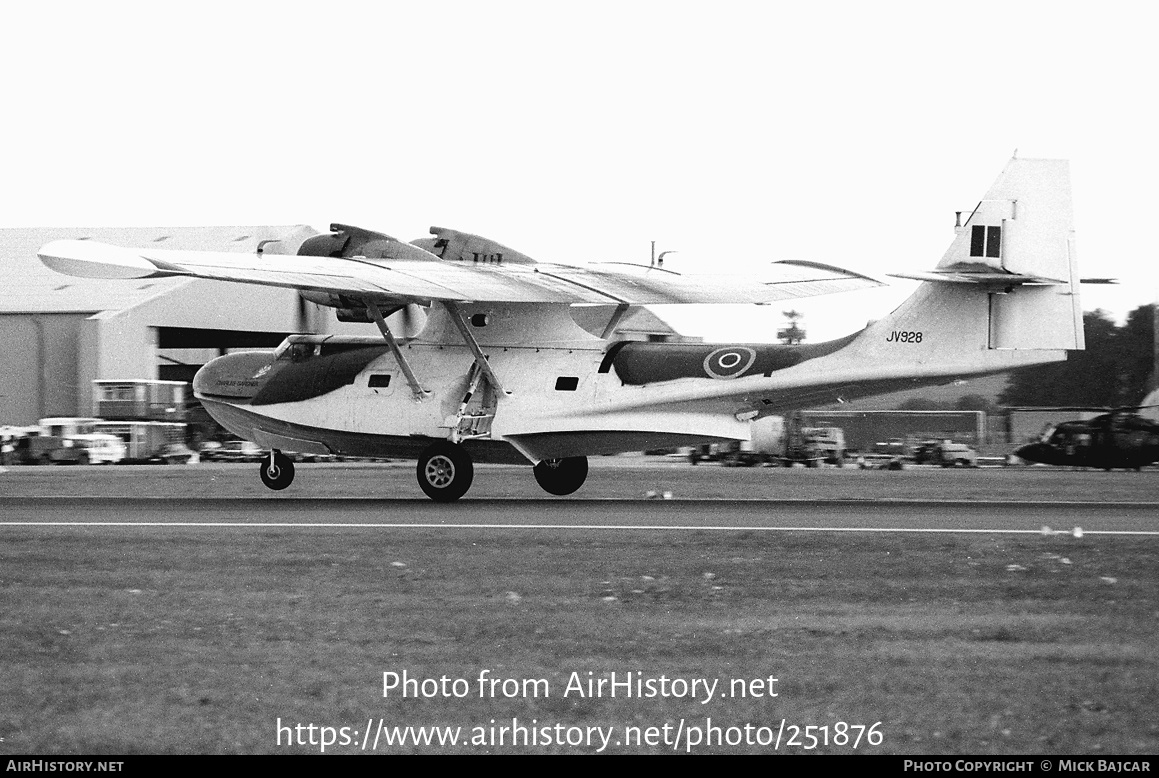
[2,459,1157,535]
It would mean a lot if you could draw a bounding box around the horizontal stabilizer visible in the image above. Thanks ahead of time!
[888,269,1066,286]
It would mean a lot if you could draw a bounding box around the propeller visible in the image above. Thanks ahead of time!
[296,294,312,333]
[255,230,325,334]
[384,303,427,338]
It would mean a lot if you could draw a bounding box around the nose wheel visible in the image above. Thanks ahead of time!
[259,450,295,490]
[417,441,474,502]
[533,456,588,496]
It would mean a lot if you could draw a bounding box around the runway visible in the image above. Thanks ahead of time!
[2,495,1157,535]
[3,461,1159,535]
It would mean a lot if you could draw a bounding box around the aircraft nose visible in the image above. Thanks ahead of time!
[193,351,276,401]
[1013,443,1048,464]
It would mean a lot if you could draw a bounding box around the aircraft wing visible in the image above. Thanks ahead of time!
[38,238,882,305]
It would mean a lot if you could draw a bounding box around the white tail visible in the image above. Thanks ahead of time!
[838,157,1082,377]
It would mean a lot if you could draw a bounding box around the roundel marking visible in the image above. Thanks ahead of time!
[718,352,742,369]
[703,347,757,379]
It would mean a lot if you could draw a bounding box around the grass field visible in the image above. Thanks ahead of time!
[2,499,1157,754]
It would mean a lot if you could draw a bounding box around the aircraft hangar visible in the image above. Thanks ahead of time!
[0,225,689,426]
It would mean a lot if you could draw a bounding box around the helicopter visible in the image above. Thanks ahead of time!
[1013,390,1159,471]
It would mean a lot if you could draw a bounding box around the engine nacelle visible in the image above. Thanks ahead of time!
[296,224,422,321]
[296,289,371,321]
[297,223,401,260]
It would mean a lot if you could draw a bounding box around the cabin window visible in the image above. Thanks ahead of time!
[471,313,489,327]
[555,376,579,391]
[986,225,1002,258]
[369,374,392,388]
[99,384,136,400]
[970,225,1002,258]
[970,225,985,256]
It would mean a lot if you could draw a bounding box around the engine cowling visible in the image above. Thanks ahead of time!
[297,223,400,260]
[296,224,412,321]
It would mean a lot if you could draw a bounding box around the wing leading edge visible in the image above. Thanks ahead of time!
[38,232,883,306]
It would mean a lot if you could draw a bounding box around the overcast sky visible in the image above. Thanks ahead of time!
[4,1,1155,341]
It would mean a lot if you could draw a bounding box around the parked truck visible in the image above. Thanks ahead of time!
[911,439,979,467]
[93,421,193,464]
[6,418,126,465]
[688,415,846,467]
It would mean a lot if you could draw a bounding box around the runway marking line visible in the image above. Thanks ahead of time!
[6,497,1159,507]
[2,522,1159,536]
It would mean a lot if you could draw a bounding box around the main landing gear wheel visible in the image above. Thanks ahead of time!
[533,456,588,496]
[259,450,295,490]
[417,441,474,502]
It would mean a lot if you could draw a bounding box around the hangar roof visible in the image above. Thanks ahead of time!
[0,225,315,314]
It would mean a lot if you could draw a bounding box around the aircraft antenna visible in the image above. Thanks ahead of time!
[256,239,281,256]
[651,242,677,268]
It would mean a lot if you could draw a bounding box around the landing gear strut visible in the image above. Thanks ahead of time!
[259,450,295,490]
[533,456,588,496]
[417,441,474,502]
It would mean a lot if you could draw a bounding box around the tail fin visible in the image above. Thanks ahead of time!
[843,157,1082,376]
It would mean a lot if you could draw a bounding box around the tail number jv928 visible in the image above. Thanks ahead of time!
[886,331,923,343]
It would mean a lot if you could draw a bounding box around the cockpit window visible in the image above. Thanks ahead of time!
[290,343,315,362]
[1048,425,1092,448]
[274,340,318,363]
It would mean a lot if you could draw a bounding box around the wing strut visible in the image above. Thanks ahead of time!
[365,301,431,401]
[444,302,509,396]
[599,303,631,339]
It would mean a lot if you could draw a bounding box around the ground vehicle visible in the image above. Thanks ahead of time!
[913,440,978,467]
[203,439,266,462]
[1,426,37,465]
[157,442,196,464]
[94,421,192,464]
[8,418,127,465]
[689,416,845,467]
[871,438,908,457]
[785,423,845,467]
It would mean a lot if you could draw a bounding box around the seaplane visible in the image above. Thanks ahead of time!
[38,157,1085,500]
